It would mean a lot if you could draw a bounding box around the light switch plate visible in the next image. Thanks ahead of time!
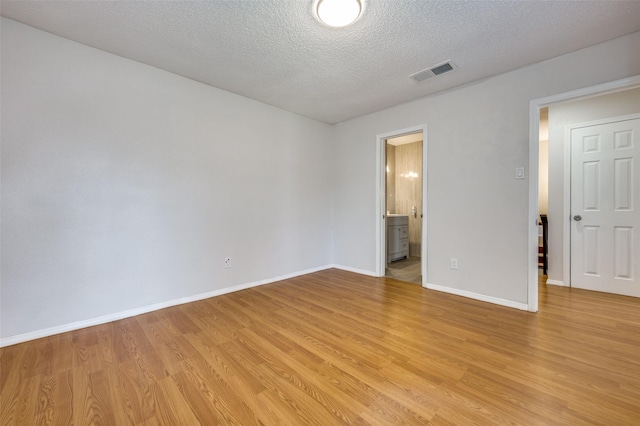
[516,167,525,179]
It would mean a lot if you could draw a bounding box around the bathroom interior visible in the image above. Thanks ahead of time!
[385,133,423,284]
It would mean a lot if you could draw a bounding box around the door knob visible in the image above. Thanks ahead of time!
[573,215,582,221]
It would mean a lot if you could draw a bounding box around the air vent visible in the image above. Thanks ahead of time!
[431,62,454,75]
[409,61,457,83]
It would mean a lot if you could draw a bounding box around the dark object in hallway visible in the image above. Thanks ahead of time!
[539,214,548,275]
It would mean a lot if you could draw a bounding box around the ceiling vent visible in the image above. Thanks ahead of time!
[409,61,457,83]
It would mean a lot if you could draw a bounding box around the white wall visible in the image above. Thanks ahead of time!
[538,139,549,215]
[538,108,549,216]
[1,18,334,342]
[3,17,640,344]
[333,31,640,305]
[546,87,640,284]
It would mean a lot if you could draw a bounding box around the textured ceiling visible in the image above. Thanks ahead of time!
[2,1,640,124]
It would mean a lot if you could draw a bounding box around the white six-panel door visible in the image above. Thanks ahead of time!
[570,117,640,297]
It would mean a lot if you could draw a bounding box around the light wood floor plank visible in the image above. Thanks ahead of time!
[2,269,640,424]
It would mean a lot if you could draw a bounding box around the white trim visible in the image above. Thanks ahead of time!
[375,131,386,277]
[533,76,640,108]
[528,99,541,312]
[421,128,428,287]
[0,265,333,348]
[545,279,566,286]
[375,124,428,284]
[528,75,640,313]
[426,283,529,311]
[330,264,378,276]
[563,126,572,287]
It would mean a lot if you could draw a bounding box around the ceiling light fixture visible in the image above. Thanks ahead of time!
[316,0,362,27]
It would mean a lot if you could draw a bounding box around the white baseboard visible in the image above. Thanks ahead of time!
[545,279,566,286]
[425,283,529,311]
[330,264,379,277]
[0,265,333,348]
[332,268,527,311]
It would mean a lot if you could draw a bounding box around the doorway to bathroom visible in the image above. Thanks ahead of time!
[376,125,427,285]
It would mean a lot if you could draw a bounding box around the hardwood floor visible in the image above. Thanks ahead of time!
[2,269,639,425]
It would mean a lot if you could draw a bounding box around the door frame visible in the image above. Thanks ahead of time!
[527,75,640,312]
[376,124,428,285]
[565,113,640,290]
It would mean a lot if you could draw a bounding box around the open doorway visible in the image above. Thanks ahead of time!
[528,76,640,311]
[376,124,427,286]
[385,133,423,284]
[544,90,640,294]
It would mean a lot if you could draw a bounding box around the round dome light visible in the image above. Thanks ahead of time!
[316,0,362,27]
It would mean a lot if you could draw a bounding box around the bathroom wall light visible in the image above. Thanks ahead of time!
[316,0,362,27]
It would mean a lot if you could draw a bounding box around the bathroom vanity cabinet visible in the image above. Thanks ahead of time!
[387,215,409,263]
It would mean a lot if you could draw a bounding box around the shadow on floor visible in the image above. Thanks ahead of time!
[385,256,421,285]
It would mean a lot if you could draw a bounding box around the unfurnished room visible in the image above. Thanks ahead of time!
[2,1,640,424]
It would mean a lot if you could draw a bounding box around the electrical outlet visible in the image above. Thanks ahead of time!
[224,257,232,269]
[450,258,459,270]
